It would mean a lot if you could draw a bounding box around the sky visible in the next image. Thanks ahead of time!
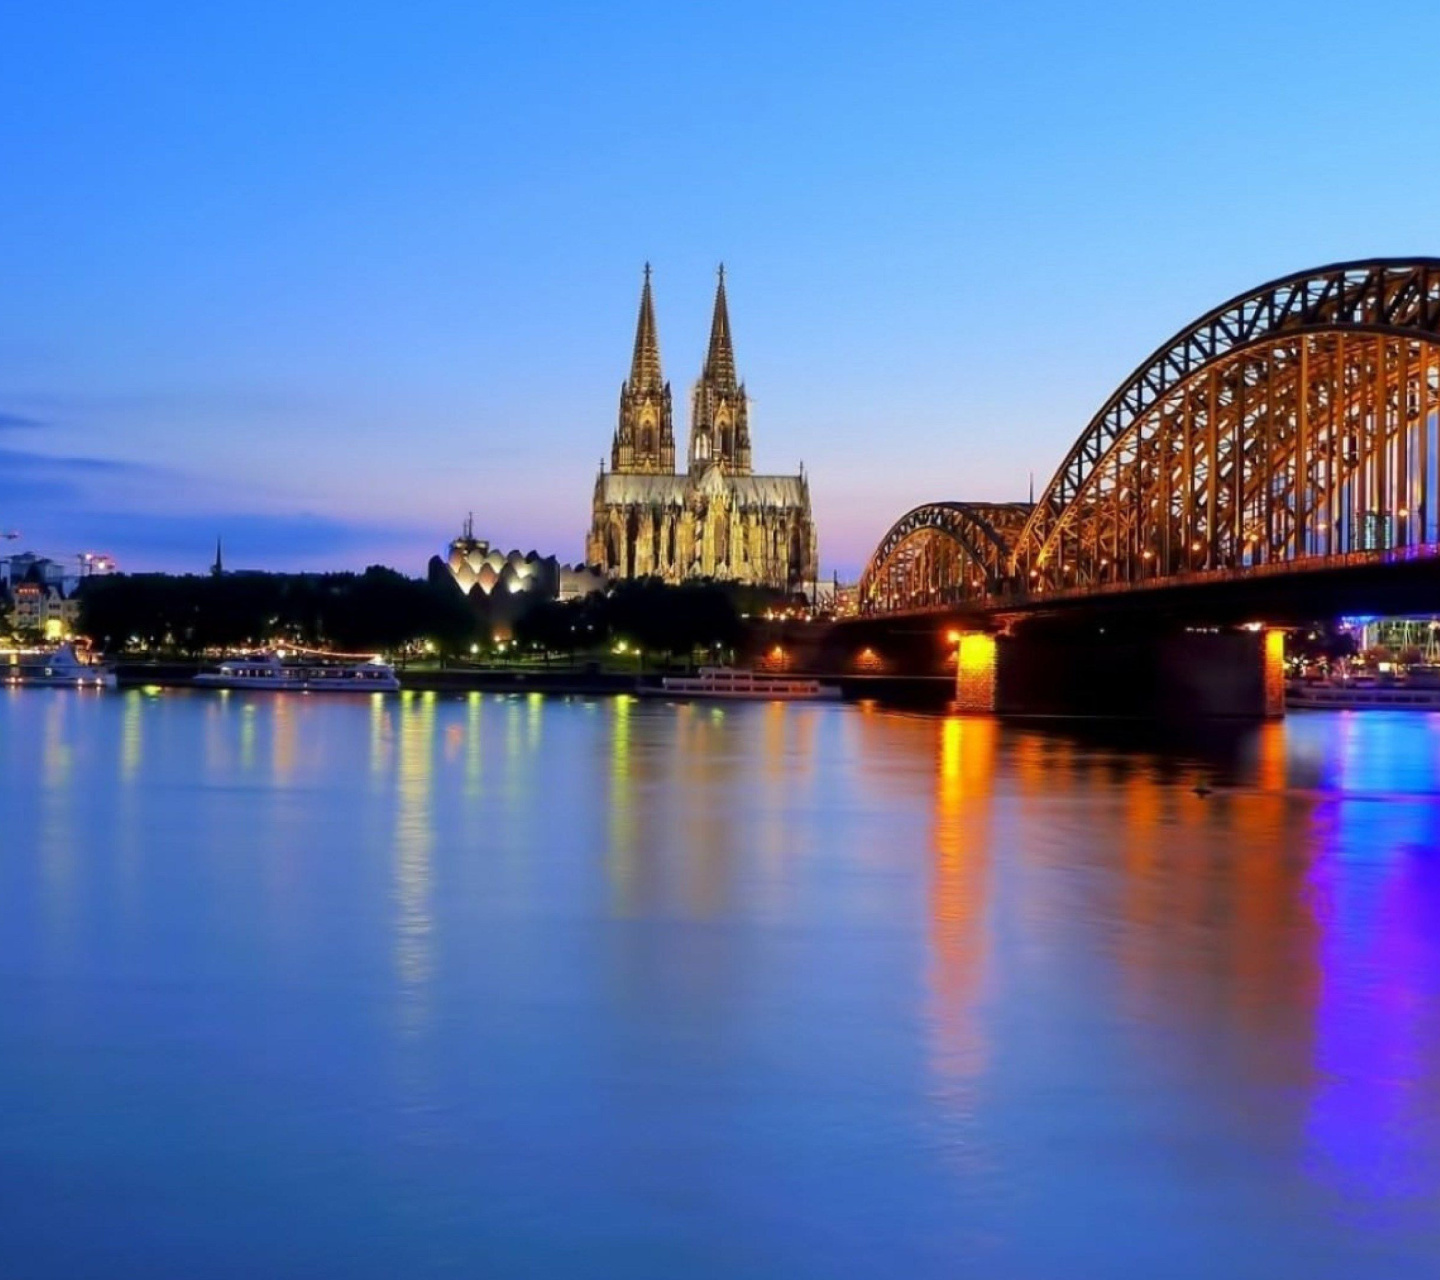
[2,0,1438,579]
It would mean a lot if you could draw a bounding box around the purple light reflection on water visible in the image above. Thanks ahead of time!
[1292,712,1440,1219]
[5,693,1440,1276]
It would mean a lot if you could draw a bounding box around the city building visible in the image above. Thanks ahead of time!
[585,267,818,590]
[1,552,66,590]
[8,579,79,639]
[433,516,605,639]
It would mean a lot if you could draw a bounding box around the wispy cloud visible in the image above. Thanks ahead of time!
[0,447,155,474]
[0,447,187,549]
[0,434,445,572]
[0,386,327,423]
[75,510,437,573]
[0,448,164,507]
[0,412,48,431]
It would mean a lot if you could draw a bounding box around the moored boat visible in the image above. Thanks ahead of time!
[1287,679,1440,710]
[194,653,401,692]
[658,666,842,701]
[3,644,117,690]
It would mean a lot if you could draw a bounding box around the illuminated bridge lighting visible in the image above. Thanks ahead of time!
[860,259,1440,614]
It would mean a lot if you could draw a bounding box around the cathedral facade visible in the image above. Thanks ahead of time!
[586,267,818,590]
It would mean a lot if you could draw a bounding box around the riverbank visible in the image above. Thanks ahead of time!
[110,661,955,706]
[110,661,654,695]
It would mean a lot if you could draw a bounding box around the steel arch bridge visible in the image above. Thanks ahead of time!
[861,258,1440,614]
[859,502,1031,611]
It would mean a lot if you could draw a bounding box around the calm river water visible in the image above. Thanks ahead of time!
[4,689,1440,1277]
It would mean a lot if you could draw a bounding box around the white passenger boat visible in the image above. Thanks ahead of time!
[659,666,842,701]
[3,644,117,690]
[194,653,401,692]
[1287,679,1440,710]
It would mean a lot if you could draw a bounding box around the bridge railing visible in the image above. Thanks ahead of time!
[857,540,1440,618]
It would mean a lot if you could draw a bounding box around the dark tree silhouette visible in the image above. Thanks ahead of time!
[77,569,478,656]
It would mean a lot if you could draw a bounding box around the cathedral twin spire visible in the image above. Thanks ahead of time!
[702,265,737,389]
[629,263,664,395]
[609,265,750,478]
[611,263,674,473]
[690,264,750,475]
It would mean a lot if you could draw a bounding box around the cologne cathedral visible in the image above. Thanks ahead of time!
[585,267,818,590]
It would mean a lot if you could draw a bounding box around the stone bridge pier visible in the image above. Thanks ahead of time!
[787,618,1286,719]
[954,626,1286,719]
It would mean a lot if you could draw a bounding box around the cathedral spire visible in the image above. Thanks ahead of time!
[612,265,675,474]
[702,263,737,390]
[689,264,750,475]
[629,262,663,393]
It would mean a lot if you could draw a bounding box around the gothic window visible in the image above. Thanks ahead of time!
[625,510,640,580]
[641,427,654,456]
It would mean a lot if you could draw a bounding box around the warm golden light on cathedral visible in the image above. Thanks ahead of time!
[586,266,817,589]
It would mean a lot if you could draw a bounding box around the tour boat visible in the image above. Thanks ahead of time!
[659,666,842,701]
[1287,679,1440,710]
[3,644,117,690]
[194,653,401,693]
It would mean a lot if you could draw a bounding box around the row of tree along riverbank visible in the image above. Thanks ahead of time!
[76,568,796,667]
[75,570,963,705]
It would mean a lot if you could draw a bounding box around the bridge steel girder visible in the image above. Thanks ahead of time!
[1005,258,1440,595]
[859,501,1031,613]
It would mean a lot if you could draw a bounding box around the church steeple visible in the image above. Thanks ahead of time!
[630,263,663,393]
[703,264,737,389]
[689,264,751,474]
[611,264,675,474]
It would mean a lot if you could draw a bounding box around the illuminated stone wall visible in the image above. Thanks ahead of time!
[1263,628,1286,718]
[955,633,997,713]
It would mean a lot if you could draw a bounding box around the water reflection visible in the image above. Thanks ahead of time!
[38,695,75,956]
[926,716,994,1157]
[606,695,638,912]
[271,696,297,781]
[120,690,142,782]
[464,691,483,798]
[1299,715,1440,1208]
[369,691,389,777]
[3,695,1440,1274]
[393,692,435,1036]
[240,700,257,770]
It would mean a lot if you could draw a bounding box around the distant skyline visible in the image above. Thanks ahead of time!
[3,1,1438,577]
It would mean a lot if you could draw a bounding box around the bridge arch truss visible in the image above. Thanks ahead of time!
[859,502,1032,612]
[1009,259,1440,593]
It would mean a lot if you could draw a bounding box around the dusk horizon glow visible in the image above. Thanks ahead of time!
[4,1,1438,577]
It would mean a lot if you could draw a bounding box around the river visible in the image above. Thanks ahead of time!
[3,688,1440,1277]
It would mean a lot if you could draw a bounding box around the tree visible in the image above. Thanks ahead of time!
[77,568,479,656]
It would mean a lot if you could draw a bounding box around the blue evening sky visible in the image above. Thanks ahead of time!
[2,1,1436,577]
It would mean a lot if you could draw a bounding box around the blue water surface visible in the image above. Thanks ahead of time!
[4,689,1440,1278]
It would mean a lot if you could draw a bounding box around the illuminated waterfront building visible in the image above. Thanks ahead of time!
[441,514,605,603]
[586,267,818,590]
[7,579,78,639]
[435,514,606,640]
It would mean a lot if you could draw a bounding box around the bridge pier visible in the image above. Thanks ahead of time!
[993,626,1285,720]
[796,617,1287,719]
[954,632,998,713]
